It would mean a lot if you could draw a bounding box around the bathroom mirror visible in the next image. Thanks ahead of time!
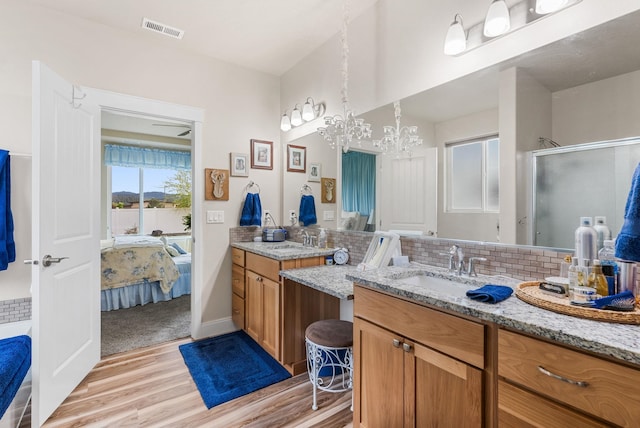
[282,9,640,250]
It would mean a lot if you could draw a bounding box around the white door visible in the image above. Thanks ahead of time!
[30,61,101,426]
[380,147,438,235]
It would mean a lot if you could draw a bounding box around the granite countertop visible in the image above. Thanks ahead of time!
[344,263,640,367]
[280,265,357,299]
[232,241,335,261]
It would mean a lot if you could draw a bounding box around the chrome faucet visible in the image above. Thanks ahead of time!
[467,257,487,277]
[301,230,311,247]
[439,245,466,275]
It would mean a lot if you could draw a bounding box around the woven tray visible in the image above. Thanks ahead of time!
[516,281,640,325]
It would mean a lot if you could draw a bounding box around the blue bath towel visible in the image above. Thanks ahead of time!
[0,150,16,271]
[240,192,262,226]
[299,194,317,226]
[466,284,513,303]
[616,162,640,261]
[0,335,31,419]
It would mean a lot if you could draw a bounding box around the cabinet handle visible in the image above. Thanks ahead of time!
[233,309,240,314]
[402,343,412,353]
[392,339,401,348]
[537,366,589,388]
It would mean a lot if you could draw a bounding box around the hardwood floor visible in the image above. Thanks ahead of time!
[42,337,354,427]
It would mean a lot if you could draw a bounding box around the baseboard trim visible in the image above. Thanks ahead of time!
[193,316,237,340]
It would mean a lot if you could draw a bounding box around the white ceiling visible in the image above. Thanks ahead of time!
[26,0,378,76]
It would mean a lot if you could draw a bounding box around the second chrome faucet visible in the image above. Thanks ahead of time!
[440,245,486,276]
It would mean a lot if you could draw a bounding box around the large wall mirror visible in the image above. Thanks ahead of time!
[282,9,640,251]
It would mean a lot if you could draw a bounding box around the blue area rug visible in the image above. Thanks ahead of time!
[179,330,291,409]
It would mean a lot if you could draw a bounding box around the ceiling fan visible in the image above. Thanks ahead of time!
[152,123,192,137]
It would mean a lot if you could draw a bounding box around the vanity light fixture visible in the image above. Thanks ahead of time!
[317,0,372,152]
[374,101,423,157]
[535,0,569,14]
[280,99,326,132]
[443,14,467,56]
[484,0,511,37]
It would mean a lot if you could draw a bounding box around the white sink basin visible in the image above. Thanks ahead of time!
[394,273,477,298]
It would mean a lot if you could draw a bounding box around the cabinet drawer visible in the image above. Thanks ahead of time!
[232,264,245,298]
[231,248,245,267]
[232,293,244,329]
[498,380,607,428]
[246,252,280,282]
[498,329,640,427]
[354,285,485,368]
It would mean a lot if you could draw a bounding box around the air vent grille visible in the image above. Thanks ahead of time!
[141,18,184,40]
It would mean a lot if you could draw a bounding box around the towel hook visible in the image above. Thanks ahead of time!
[300,184,313,195]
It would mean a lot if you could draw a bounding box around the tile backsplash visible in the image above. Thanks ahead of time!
[0,298,32,324]
[230,226,572,282]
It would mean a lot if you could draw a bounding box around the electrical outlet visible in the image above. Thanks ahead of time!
[263,209,272,225]
[289,210,296,222]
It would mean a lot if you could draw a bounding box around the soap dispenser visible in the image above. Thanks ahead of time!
[318,228,327,249]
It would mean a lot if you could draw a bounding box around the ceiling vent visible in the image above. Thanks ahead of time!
[141,18,184,40]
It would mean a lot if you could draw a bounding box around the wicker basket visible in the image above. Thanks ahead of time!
[516,281,640,325]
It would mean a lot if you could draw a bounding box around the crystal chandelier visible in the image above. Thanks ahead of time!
[317,0,372,153]
[374,101,423,156]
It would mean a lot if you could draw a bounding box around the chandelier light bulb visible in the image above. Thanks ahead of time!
[290,106,303,127]
[535,0,569,14]
[280,113,291,132]
[373,101,422,157]
[484,0,511,37]
[444,14,466,56]
[302,98,315,121]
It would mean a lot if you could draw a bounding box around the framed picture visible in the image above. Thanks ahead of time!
[321,177,336,203]
[205,168,229,201]
[287,144,306,173]
[230,152,249,177]
[308,162,321,182]
[250,139,273,170]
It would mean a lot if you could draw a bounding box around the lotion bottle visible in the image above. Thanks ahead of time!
[575,217,597,268]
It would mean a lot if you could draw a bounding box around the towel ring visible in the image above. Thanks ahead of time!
[300,184,313,196]
[244,181,260,194]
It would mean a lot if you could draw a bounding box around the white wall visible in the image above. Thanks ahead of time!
[0,1,281,326]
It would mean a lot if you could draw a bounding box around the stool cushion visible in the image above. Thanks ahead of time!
[305,320,353,348]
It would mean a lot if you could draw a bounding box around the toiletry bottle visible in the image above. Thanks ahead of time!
[588,259,608,297]
[593,216,612,252]
[598,239,617,294]
[575,217,597,267]
[568,257,579,299]
[318,228,327,249]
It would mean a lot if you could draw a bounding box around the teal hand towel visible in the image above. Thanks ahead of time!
[466,284,513,303]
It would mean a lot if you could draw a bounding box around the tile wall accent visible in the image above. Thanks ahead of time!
[0,298,32,324]
[229,227,572,282]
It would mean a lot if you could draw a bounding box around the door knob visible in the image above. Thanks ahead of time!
[42,255,69,267]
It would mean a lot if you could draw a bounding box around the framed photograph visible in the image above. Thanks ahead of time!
[287,144,306,173]
[230,152,249,177]
[250,139,273,170]
[308,162,321,182]
[321,177,336,203]
[205,168,229,201]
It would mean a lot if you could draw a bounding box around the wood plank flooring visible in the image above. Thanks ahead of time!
[42,337,354,427]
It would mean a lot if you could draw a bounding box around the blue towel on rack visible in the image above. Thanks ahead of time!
[0,335,31,419]
[0,150,16,271]
[240,192,262,226]
[466,284,513,304]
[299,194,317,226]
[616,162,640,262]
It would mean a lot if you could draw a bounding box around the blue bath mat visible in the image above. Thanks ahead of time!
[179,330,291,409]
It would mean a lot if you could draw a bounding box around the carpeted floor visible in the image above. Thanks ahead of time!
[101,295,191,357]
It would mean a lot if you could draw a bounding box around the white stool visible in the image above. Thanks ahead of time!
[305,319,353,411]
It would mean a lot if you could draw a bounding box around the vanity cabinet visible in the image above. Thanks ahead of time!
[498,329,640,427]
[353,285,485,427]
[231,248,245,329]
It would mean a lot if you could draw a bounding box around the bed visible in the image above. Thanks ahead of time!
[100,235,192,311]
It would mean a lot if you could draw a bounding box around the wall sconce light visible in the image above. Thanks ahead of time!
[444,14,467,56]
[280,98,326,131]
[484,0,511,37]
[444,0,581,56]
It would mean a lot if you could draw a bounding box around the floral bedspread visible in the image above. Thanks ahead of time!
[100,246,179,293]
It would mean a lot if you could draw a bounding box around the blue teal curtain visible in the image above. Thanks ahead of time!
[342,151,375,215]
[104,144,191,170]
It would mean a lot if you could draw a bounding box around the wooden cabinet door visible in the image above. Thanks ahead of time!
[232,293,245,330]
[245,271,262,343]
[354,317,405,428]
[411,340,483,427]
[260,275,280,360]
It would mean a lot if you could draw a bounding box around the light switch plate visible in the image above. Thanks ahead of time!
[206,210,224,224]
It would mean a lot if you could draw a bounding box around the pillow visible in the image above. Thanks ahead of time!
[165,245,180,257]
[170,242,187,255]
[113,235,164,249]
